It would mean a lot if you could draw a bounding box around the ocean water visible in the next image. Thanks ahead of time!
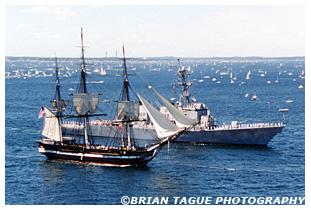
[5,57,305,205]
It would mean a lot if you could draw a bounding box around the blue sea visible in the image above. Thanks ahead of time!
[5,56,305,205]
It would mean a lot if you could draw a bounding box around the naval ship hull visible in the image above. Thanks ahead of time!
[64,124,285,146]
[176,126,285,145]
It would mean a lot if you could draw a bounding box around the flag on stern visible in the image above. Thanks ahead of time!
[38,107,45,118]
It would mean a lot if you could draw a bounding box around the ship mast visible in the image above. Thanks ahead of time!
[120,45,131,149]
[121,45,130,101]
[52,55,68,145]
[54,56,63,145]
[80,27,89,147]
[176,59,192,107]
[71,28,102,147]
[80,28,87,94]
[55,56,61,102]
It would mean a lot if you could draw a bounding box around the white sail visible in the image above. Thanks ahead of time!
[41,107,61,141]
[100,66,106,75]
[137,93,180,139]
[73,93,99,115]
[246,70,251,80]
[152,88,195,128]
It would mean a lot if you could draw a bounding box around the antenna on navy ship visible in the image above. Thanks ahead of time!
[175,59,192,107]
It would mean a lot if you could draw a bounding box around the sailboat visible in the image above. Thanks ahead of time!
[298,70,304,89]
[298,77,304,89]
[198,69,204,82]
[246,70,251,80]
[100,65,106,75]
[275,74,279,83]
[233,72,237,80]
[36,28,191,166]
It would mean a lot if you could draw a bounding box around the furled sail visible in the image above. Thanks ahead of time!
[116,101,140,120]
[73,93,99,115]
[41,107,61,141]
[51,100,69,113]
[137,93,179,139]
[152,88,195,128]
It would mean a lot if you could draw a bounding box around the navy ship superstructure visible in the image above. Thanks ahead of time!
[157,59,285,145]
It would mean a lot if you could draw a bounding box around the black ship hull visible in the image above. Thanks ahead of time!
[37,141,159,167]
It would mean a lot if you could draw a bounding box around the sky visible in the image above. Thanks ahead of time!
[4,4,306,58]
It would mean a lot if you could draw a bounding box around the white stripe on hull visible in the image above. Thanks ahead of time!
[46,150,143,159]
[38,147,156,166]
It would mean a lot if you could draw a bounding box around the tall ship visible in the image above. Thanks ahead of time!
[36,29,194,166]
[81,59,285,146]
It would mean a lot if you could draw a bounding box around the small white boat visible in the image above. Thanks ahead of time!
[275,74,279,83]
[251,94,258,100]
[279,108,289,112]
[94,67,99,73]
[298,77,304,89]
[233,72,237,80]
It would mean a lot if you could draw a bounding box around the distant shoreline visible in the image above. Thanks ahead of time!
[5,56,305,61]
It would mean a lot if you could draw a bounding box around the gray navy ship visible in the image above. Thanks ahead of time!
[63,59,285,146]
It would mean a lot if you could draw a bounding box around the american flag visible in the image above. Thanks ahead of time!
[38,107,45,118]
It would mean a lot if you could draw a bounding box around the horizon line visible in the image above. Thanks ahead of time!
[5,55,305,59]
